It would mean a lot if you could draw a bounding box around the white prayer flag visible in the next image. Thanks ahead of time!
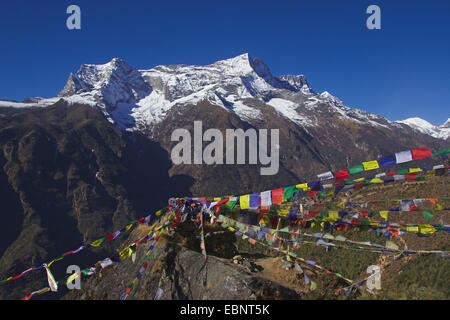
[261,190,272,207]
[395,150,413,164]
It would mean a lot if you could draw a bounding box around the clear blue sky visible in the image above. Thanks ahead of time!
[0,0,449,125]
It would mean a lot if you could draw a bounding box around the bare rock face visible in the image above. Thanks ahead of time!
[65,238,302,300]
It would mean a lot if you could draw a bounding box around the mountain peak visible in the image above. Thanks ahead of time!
[396,117,450,140]
[212,53,256,75]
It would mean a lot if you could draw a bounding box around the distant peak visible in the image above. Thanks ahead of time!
[441,118,450,128]
[397,117,434,128]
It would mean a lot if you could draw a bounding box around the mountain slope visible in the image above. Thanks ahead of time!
[0,101,193,299]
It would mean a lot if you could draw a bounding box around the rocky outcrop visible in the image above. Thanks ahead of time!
[65,235,302,300]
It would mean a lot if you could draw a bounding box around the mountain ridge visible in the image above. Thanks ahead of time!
[1,53,448,140]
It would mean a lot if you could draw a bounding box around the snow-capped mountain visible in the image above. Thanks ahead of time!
[3,53,446,142]
[46,53,397,134]
[396,117,450,140]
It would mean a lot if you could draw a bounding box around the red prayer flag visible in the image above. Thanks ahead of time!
[272,188,283,204]
[334,169,350,180]
[106,234,114,243]
[412,148,431,160]
[405,173,417,180]
[307,191,318,197]
[354,184,363,190]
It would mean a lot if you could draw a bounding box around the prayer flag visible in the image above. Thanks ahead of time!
[412,148,431,160]
[395,150,413,164]
[272,188,283,204]
[334,169,350,180]
[261,191,272,207]
[362,160,379,171]
[240,195,250,209]
[377,155,396,167]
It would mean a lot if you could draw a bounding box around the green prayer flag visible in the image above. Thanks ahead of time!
[431,148,450,156]
[283,185,296,200]
[369,211,378,217]
[397,169,408,175]
[349,164,364,175]
[422,210,434,222]
[320,211,328,218]
[228,201,237,210]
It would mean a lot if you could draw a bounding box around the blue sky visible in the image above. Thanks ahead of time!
[0,0,449,125]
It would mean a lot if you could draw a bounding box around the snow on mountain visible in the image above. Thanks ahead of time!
[0,98,61,108]
[396,117,450,140]
[3,53,444,140]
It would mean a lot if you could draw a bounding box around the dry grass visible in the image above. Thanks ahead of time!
[136,223,154,238]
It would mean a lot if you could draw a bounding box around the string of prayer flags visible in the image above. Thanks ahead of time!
[20,211,173,300]
[119,214,173,301]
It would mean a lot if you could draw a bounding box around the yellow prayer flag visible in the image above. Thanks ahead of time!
[214,197,221,201]
[418,224,436,235]
[328,211,339,219]
[362,160,379,171]
[409,168,422,173]
[296,183,310,191]
[66,272,80,286]
[379,211,389,221]
[370,178,384,184]
[406,226,419,233]
[354,177,366,182]
[426,170,435,177]
[240,195,250,210]
[119,247,132,261]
